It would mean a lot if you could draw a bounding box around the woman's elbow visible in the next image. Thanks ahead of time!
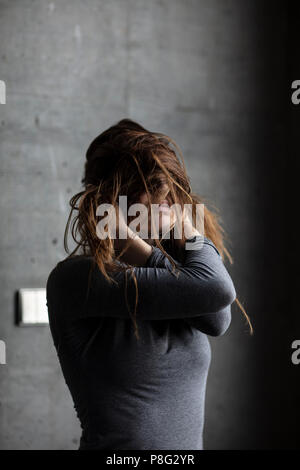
[210,276,236,313]
[223,277,236,306]
[207,309,232,336]
[186,306,232,336]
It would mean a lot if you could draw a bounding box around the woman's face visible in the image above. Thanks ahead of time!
[136,184,176,240]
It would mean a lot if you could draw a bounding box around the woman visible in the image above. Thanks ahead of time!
[46,118,252,450]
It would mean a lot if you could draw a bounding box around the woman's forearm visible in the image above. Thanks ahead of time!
[114,210,201,267]
[114,226,153,267]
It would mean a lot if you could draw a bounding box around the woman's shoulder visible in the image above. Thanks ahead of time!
[57,254,94,268]
[46,255,94,291]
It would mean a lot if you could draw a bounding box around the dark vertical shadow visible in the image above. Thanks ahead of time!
[283,0,300,448]
[252,0,300,448]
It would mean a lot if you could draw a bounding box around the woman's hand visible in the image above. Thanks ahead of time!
[159,205,177,240]
[173,205,202,252]
[182,207,202,239]
[114,204,153,266]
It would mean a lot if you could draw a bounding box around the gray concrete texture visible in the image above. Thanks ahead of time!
[0,0,295,449]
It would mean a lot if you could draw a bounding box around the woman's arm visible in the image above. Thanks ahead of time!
[113,204,154,266]
[183,306,232,336]
[113,202,199,267]
[46,233,236,323]
[146,237,232,335]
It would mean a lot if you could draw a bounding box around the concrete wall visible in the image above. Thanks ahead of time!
[0,0,297,449]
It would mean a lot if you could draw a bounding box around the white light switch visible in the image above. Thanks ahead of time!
[18,288,49,325]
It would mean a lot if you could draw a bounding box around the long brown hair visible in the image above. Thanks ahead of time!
[64,118,253,338]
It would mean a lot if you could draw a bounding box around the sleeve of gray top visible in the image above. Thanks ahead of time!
[145,236,233,334]
[183,306,232,336]
[47,235,236,321]
[88,235,236,320]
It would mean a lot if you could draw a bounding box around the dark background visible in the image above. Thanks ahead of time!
[0,0,299,449]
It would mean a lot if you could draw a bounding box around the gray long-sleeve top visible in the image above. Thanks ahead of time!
[46,235,236,450]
